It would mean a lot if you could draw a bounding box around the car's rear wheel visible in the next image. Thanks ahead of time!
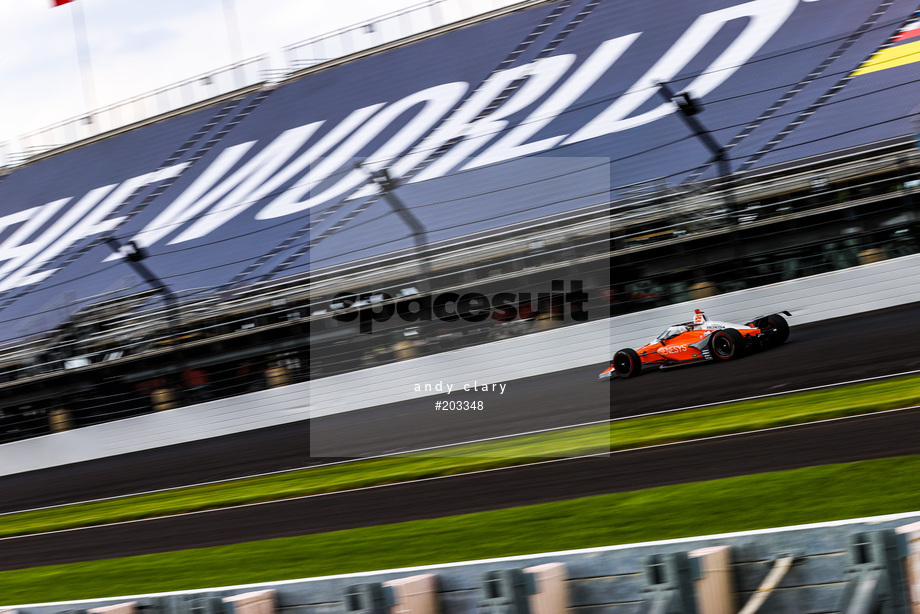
[754,313,790,348]
[710,329,745,361]
[764,314,789,347]
[612,348,642,378]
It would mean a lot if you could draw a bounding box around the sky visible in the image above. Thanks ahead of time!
[0,0,510,158]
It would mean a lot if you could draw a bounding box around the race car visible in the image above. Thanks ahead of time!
[599,309,790,379]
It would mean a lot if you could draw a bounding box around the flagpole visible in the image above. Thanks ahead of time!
[69,0,98,125]
[222,0,245,86]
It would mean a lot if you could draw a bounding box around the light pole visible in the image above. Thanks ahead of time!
[362,165,434,293]
[104,237,179,338]
[657,82,738,225]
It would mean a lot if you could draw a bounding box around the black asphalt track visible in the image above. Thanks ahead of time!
[1,302,919,514]
[2,408,919,571]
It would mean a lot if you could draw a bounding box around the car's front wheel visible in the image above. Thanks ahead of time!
[612,348,642,378]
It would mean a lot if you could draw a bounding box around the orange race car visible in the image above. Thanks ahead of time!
[599,309,790,379]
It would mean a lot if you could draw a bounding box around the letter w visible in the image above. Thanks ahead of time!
[118,123,319,254]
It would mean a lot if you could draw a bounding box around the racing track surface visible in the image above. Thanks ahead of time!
[2,408,920,571]
[2,302,920,515]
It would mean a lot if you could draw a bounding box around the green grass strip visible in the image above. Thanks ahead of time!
[2,454,920,605]
[1,373,919,540]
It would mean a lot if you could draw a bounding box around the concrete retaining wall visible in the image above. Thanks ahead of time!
[8,511,920,614]
[1,253,918,476]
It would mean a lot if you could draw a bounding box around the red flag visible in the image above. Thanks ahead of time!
[52,0,75,6]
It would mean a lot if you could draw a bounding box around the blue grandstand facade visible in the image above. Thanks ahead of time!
[0,0,916,343]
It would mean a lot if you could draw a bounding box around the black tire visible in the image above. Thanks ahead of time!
[764,314,790,347]
[612,348,642,378]
[709,328,745,361]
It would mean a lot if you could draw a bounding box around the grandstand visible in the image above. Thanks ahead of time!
[0,0,918,446]
[6,0,920,610]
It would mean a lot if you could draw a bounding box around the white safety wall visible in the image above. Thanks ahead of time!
[0,253,918,476]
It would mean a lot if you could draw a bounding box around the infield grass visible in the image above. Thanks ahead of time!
[0,373,918,541]
[1,454,919,604]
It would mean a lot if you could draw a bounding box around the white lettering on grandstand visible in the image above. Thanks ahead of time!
[0,198,71,289]
[174,103,387,241]
[106,144,256,257]
[567,0,796,142]
[384,67,541,184]
[234,104,382,223]
[467,34,640,169]
[403,55,575,183]
[168,122,327,243]
[258,81,468,219]
[3,0,800,291]
[7,166,187,288]
[0,167,180,291]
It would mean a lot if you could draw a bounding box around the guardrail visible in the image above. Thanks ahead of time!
[2,57,269,168]
[283,0,527,71]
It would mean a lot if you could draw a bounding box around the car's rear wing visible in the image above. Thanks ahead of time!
[745,310,792,327]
